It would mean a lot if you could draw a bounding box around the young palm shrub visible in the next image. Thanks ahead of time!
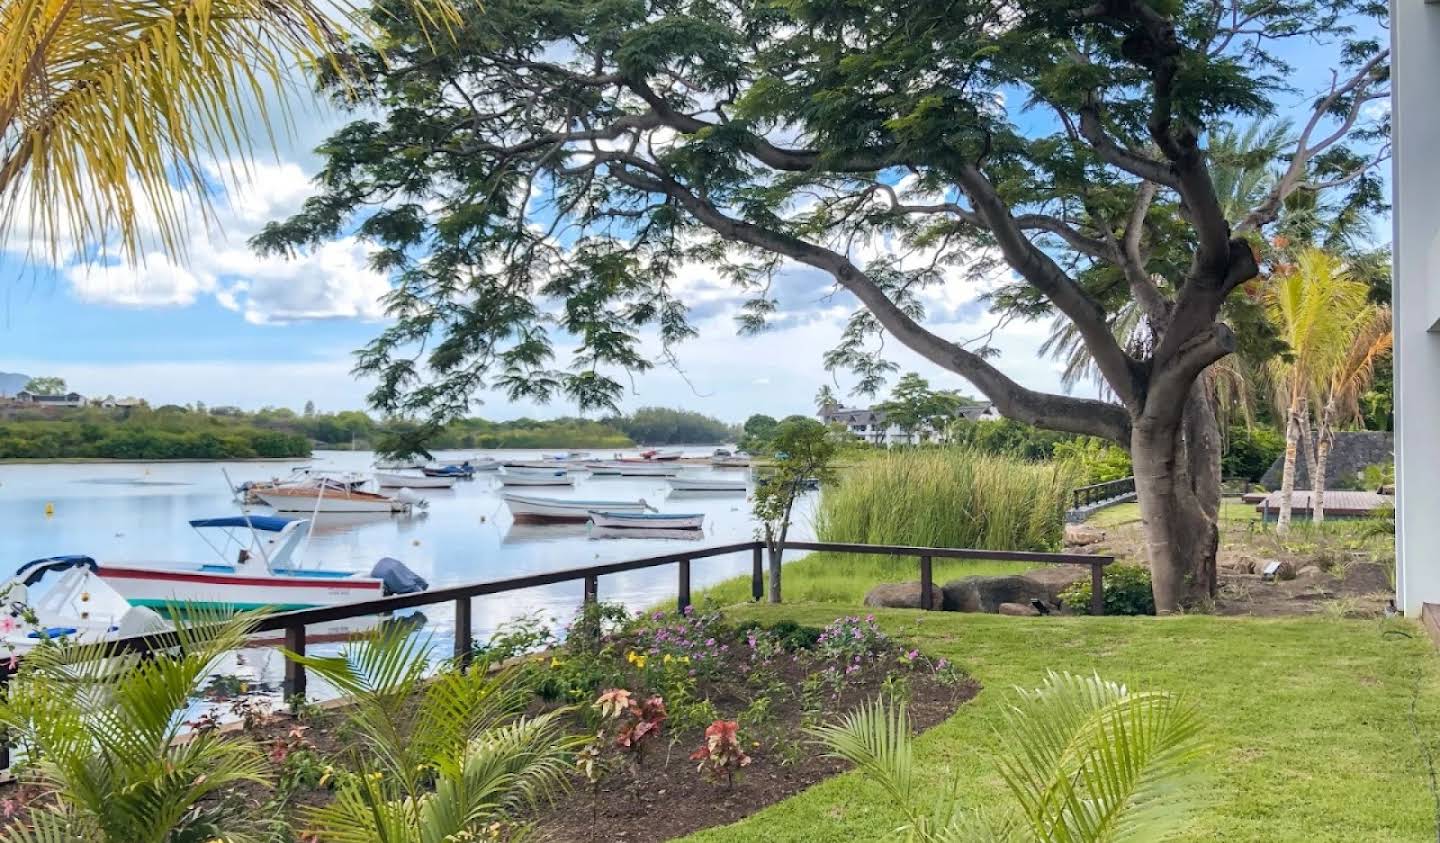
[0,608,272,842]
[289,623,575,841]
[811,672,1206,842]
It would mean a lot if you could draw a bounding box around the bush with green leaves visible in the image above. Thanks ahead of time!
[1059,565,1157,616]
[811,672,1205,841]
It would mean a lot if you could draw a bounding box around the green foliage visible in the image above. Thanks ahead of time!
[738,413,780,453]
[811,673,1205,841]
[0,609,272,842]
[21,376,65,395]
[1051,438,1133,484]
[752,418,841,556]
[0,408,312,459]
[1221,425,1285,483]
[818,449,1076,552]
[874,373,972,440]
[1358,461,1395,491]
[1060,565,1157,616]
[945,419,1073,461]
[287,623,576,842]
[604,406,739,445]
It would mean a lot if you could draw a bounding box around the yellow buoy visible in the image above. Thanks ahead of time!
[44,502,54,517]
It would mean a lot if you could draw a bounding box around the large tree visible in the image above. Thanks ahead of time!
[256,0,1389,610]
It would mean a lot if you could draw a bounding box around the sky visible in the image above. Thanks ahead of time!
[0,16,1386,424]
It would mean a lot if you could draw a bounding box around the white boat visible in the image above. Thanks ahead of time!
[497,470,575,487]
[588,511,704,530]
[587,461,679,477]
[583,462,625,476]
[502,492,651,523]
[91,515,428,611]
[710,455,752,468]
[0,557,169,654]
[502,463,582,475]
[667,476,748,492]
[375,460,424,471]
[375,471,457,489]
[257,480,420,513]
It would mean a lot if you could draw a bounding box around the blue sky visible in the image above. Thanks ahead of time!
[0,17,1388,423]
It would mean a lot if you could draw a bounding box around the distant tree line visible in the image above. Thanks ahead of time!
[0,403,740,459]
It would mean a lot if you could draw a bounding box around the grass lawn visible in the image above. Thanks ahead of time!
[684,606,1440,843]
[693,551,1034,606]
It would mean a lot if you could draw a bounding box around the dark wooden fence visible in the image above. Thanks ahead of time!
[0,539,1112,770]
[1070,476,1137,511]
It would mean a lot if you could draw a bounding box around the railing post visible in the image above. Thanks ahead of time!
[0,660,10,773]
[454,596,473,670]
[284,624,307,709]
[751,545,764,602]
[919,555,934,610]
[1091,564,1105,616]
[583,574,599,605]
[677,557,691,614]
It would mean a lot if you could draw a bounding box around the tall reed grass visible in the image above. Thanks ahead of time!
[816,448,1077,551]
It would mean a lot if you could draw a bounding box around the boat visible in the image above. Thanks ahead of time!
[256,480,421,513]
[502,463,584,475]
[583,462,625,476]
[667,476,747,492]
[375,471,457,489]
[651,450,684,461]
[710,455,752,468]
[587,526,705,541]
[423,464,475,478]
[375,460,424,471]
[90,515,429,611]
[588,511,704,530]
[235,468,369,504]
[0,556,169,654]
[502,492,651,523]
[586,461,679,477]
[497,470,575,487]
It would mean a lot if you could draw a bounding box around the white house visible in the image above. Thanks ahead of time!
[1392,0,1438,616]
[819,402,1001,446]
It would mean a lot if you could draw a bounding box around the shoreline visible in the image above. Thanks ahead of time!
[0,457,310,465]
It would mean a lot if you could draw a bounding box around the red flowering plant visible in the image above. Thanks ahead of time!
[594,688,668,768]
[690,719,751,786]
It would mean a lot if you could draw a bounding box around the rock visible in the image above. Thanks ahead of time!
[863,581,942,610]
[942,574,1062,613]
[1064,525,1106,547]
[1222,555,1257,574]
[1021,565,1088,591]
[998,602,1040,616]
[1296,564,1325,579]
[1342,562,1393,596]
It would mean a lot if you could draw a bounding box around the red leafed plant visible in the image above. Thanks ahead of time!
[595,688,667,767]
[690,719,751,786]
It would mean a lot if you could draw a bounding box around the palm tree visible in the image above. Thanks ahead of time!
[1311,306,1392,521]
[289,623,575,841]
[815,384,839,414]
[1263,248,1369,533]
[0,609,271,842]
[0,0,453,263]
[811,672,1205,841]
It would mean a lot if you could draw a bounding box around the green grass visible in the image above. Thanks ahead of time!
[1085,499,1260,529]
[693,551,1034,606]
[684,607,1440,842]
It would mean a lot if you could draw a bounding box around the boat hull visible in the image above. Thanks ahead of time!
[667,478,747,492]
[375,472,456,489]
[96,564,386,611]
[503,493,648,522]
[588,511,704,530]
[497,473,576,487]
[257,491,405,513]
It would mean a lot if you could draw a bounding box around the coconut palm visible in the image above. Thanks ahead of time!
[289,623,575,842]
[1310,306,1392,521]
[1263,249,1370,533]
[0,609,271,842]
[812,672,1205,842]
[0,0,453,263]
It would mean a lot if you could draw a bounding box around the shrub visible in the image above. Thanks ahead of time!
[1059,565,1156,615]
[817,448,1076,551]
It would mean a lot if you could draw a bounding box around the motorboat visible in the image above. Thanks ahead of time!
[710,455,752,468]
[585,461,679,477]
[90,515,429,611]
[235,468,368,504]
[587,526,705,541]
[423,464,475,478]
[0,556,168,654]
[497,470,575,487]
[502,492,651,523]
[375,471,457,489]
[588,511,704,530]
[256,480,421,513]
[667,475,747,492]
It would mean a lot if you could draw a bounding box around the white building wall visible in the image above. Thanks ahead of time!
[1393,0,1440,615]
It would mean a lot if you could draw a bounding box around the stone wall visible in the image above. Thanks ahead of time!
[1258,431,1393,490]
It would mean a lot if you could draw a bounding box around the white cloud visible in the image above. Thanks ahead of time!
[67,256,212,307]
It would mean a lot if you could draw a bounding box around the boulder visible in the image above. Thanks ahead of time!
[1296,564,1325,579]
[1222,555,1257,574]
[1064,524,1106,547]
[998,602,1041,617]
[1260,560,1296,582]
[863,581,942,610]
[1342,562,1393,596]
[943,575,1060,613]
[1021,565,1089,592]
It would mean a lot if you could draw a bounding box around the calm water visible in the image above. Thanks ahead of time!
[0,449,814,702]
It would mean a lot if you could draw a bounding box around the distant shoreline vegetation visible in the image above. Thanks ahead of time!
[0,404,740,460]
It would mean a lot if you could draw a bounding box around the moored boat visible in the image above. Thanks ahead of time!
[256,482,419,513]
[502,492,651,523]
[375,471,457,489]
[588,511,704,530]
[666,475,747,492]
[710,455,752,468]
[497,470,575,487]
[587,526,705,541]
[423,464,476,478]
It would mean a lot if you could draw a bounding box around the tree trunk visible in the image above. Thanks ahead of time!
[1277,393,1306,536]
[1298,407,1319,493]
[765,521,786,604]
[1314,401,1336,523]
[1132,386,1221,613]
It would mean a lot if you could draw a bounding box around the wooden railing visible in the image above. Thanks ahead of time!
[0,539,1113,769]
[1070,476,1137,511]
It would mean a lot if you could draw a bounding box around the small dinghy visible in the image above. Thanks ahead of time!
[588,511,704,531]
[588,526,705,541]
[375,471,457,489]
[497,469,575,487]
[667,476,747,492]
[502,493,651,523]
[423,464,475,478]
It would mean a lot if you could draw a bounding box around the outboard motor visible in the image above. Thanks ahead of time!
[370,557,429,595]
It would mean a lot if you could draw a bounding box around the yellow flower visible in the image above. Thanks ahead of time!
[550,656,564,669]
[663,654,673,664]
[626,650,646,668]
